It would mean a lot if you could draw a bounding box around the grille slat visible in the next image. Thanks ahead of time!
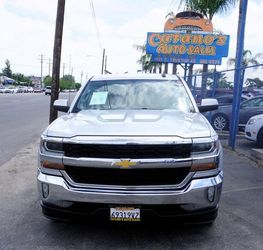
[63,144,192,159]
[65,166,191,186]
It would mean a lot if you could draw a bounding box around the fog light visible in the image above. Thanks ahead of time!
[207,186,215,202]
[42,183,49,198]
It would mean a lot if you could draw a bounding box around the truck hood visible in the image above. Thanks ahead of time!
[45,110,212,139]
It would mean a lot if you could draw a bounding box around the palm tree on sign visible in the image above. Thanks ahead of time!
[133,44,162,73]
[227,49,263,88]
[179,0,237,97]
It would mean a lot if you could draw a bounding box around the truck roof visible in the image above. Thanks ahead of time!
[90,73,181,82]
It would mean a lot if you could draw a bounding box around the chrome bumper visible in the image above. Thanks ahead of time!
[37,170,223,212]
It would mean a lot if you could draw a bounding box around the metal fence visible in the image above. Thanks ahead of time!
[185,63,263,100]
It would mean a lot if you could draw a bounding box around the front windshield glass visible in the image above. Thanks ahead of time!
[73,79,195,112]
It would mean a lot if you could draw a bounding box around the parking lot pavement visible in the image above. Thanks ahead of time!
[219,135,263,168]
[0,139,262,249]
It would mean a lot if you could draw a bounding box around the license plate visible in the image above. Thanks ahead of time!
[110,207,140,222]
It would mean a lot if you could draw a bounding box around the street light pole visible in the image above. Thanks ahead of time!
[229,0,248,149]
[101,48,105,74]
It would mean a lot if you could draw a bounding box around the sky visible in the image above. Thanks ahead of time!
[0,0,263,84]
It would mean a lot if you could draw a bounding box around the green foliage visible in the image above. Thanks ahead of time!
[59,74,75,90]
[228,50,263,68]
[180,0,237,20]
[246,78,263,88]
[205,70,233,89]
[75,83,81,90]
[43,75,52,86]
[2,59,12,77]
[134,44,162,73]
[12,73,31,85]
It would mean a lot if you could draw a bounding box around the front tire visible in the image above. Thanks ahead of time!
[211,113,229,131]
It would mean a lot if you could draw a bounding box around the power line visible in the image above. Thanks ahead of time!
[89,0,102,50]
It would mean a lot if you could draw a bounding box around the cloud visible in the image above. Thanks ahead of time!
[0,0,262,83]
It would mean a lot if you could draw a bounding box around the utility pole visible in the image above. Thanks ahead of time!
[229,0,248,149]
[62,63,66,76]
[49,0,66,124]
[101,48,105,74]
[48,58,52,76]
[68,54,71,75]
[80,71,83,84]
[40,54,44,87]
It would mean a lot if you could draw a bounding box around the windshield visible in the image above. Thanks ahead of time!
[73,79,195,113]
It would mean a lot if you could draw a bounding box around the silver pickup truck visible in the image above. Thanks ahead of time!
[38,74,223,223]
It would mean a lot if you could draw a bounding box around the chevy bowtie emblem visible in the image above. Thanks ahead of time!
[113,160,137,168]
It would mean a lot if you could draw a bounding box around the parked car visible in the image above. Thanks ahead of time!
[7,86,18,93]
[216,94,250,106]
[27,87,34,93]
[33,88,43,93]
[210,96,263,131]
[0,87,5,93]
[45,86,51,95]
[38,74,223,223]
[17,86,28,93]
[245,114,263,147]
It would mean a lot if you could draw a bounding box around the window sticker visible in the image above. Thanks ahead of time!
[90,91,108,105]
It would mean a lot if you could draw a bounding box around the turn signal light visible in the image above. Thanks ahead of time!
[41,161,65,170]
[190,162,216,171]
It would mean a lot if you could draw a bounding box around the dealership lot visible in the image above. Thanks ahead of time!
[0,93,262,249]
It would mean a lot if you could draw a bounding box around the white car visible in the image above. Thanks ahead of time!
[45,86,51,95]
[245,114,263,147]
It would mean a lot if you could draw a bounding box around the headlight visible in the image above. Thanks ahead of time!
[248,117,262,125]
[191,136,220,171]
[46,141,63,152]
[40,136,64,153]
[192,137,219,154]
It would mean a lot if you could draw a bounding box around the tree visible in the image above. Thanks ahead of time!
[2,59,12,77]
[181,0,237,21]
[227,50,263,68]
[59,74,75,90]
[228,50,263,87]
[134,44,162,73]
[12,73,31,85]
[75,83,81,90]
[245,78,263,89]
[180,0,237,97]
[43,75,52,86]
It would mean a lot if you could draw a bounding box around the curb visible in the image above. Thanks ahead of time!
[251,148,263,162]
[217,131,245,140]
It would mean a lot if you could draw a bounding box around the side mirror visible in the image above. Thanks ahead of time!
[53,99,70,112]
[198,98,218,113]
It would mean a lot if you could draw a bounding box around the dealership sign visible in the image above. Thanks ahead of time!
[146,32,230,65]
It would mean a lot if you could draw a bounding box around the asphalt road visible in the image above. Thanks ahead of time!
[0,92,74,166]
[0,93,262,249]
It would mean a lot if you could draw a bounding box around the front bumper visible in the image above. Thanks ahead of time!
[245,124,257,142]
[37,170,223,217]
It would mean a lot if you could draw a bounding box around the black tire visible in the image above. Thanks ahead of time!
[211,113,229,131]
[257,127,263,147]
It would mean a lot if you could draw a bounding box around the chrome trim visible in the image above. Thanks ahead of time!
[193,169,220,178]
[60,170,194,191]
[62,156,192,169]
[37,171,223,207]
[63,136,192,145]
